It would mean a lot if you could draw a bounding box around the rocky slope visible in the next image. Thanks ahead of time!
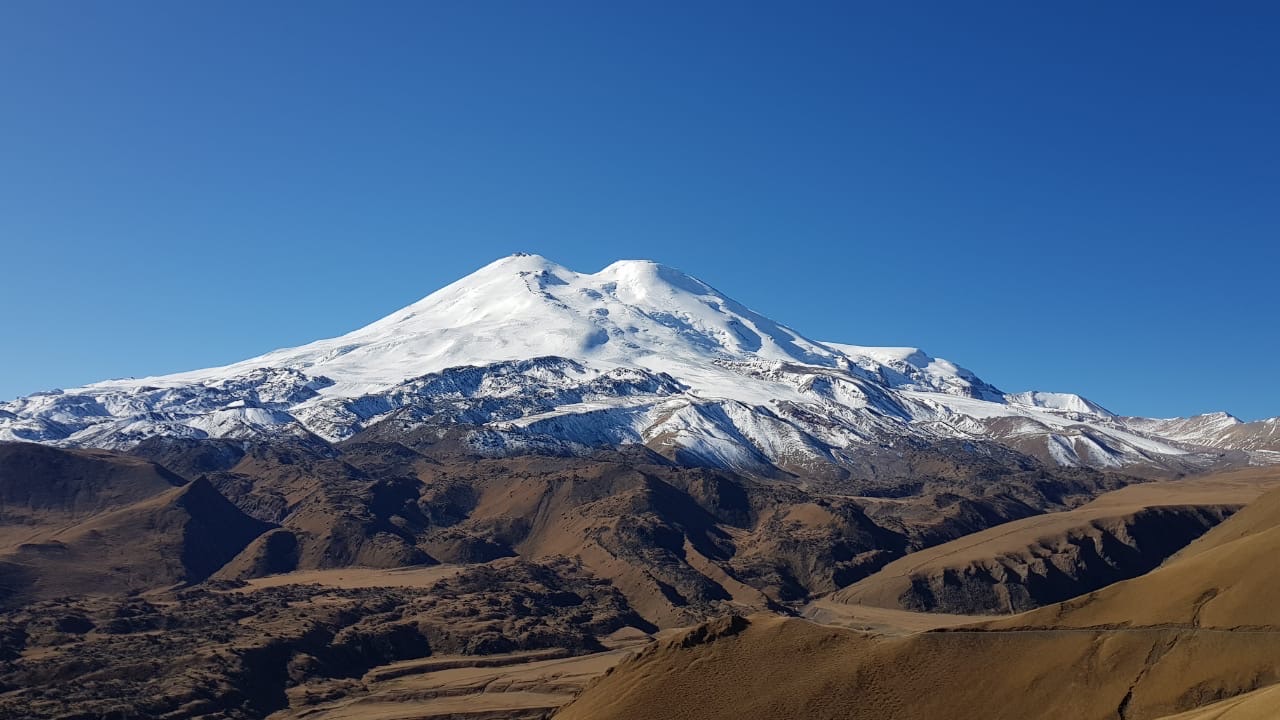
[0,557,645,720]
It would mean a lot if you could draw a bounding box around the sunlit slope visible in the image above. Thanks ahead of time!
[557,483,1280,720]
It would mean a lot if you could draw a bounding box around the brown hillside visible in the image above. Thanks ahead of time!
[2,476,271,603]
[0,441,184,548]
[830,469,1280,614]
[121,434,1143,628]
[556,479,1280,720]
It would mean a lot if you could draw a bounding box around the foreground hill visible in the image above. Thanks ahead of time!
[556,477,1280,720]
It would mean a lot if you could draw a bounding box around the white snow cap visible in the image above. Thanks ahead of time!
[97,253,842,397]
[7,253,1266,470]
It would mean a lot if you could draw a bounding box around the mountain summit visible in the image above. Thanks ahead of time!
[155,253,844,397]
[2,254,1276,473]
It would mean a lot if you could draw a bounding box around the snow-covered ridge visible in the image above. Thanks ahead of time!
[1004,391,1115,418]
[3,254,1276,472]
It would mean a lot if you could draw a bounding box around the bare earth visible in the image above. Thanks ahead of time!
[802,597,996,635]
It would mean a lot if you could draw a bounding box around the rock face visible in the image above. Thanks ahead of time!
[0,557,647,720]
[3,254,1274,475]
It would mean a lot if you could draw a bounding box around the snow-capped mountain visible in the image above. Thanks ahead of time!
[3,254,1275,474]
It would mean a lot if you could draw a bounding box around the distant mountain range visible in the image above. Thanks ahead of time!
[4,253,1277,474]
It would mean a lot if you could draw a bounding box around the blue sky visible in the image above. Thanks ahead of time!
[1,2,1277,420]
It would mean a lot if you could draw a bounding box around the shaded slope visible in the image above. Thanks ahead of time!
[2,476,271,604]
[830,470,1280,614]
[0,441,184,547]
[836,505,1231,614]
[993,484,1280,631]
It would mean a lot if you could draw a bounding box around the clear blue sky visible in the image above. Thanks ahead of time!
[1,2,1277,420]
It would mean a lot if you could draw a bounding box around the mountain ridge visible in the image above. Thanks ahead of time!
[2,254,1276,474]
